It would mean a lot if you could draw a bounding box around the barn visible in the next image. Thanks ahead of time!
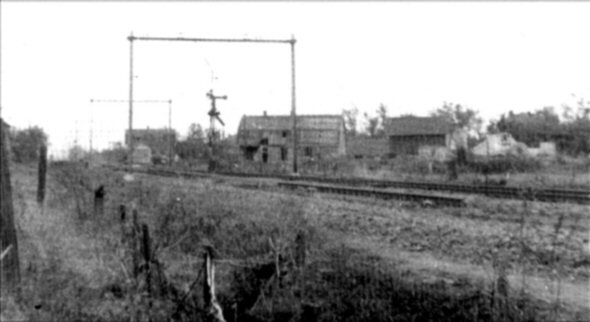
[385,116,454,156]
[237,113,346,164]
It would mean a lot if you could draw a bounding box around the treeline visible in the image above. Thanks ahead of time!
[488,103,590,156]
[343,99,590,156]
[8,126,48,163]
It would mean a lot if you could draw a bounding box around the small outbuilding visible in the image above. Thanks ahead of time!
[384,116,456,156]
[131,144,152,165]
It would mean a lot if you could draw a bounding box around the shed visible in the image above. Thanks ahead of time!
[384,116,454,156]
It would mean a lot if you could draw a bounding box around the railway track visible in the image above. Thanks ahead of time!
[278,181,465,207]
[109,165,590,205]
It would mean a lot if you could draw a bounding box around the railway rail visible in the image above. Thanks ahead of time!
[109,165,590,205]
[278,181,465,207]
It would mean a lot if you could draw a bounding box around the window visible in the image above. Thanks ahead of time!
[262,147,268,163]
[304,146,313,157]
[282,131,288,138]
[281,147,288,161]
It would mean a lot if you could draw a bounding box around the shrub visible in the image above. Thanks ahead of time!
[467,155,542,174]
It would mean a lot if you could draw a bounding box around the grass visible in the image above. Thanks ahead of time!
[1,162,588,321]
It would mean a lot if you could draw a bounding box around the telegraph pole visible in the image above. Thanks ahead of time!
[168,99,173,165]
[128,33,135,165]
[290,35,298,173]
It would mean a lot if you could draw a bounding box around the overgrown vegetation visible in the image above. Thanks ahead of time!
[9,126,48,163]
[3,162,587,321]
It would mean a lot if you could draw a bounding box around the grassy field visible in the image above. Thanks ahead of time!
[1,162,589,321]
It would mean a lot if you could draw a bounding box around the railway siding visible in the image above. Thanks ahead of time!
[107,165,590,205]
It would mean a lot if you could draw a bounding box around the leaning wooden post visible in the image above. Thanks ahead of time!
[0,118,20,294]
[37,143,47,205]
[295,231,307,300]
[141,224,152,296]
[131,209,140,279]
[203,246,226,322]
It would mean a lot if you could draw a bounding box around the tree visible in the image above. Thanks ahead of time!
[431,102,483,135]
[176,123,208,162]
[342,106,359,137]
[361,104,388,138]
[187,123,205,142]
[492,105,589,155]
[376,103,388,137]
[560,98,590,155]
[68,145,87,161]
[364,112,380,138]
[9,126,48,163]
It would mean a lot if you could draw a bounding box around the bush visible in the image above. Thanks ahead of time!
[467,155,542,174]
[9,126,48,163]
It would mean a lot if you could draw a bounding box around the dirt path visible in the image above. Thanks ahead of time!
[344,235,590,315]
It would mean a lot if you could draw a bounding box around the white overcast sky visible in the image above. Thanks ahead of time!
[1,1,590,158]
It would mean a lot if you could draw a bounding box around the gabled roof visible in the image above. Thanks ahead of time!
[385,116,453,136]
[239,114,343,131]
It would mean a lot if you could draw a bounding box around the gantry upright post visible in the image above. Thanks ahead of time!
[128,33,135,165]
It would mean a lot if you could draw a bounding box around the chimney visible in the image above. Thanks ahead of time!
[263,110,267,117]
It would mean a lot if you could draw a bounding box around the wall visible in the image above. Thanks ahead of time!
[388,135,446,156]
[238,127,345,164]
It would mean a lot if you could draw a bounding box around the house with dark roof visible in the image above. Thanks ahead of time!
[237,112,346,164]
[384,116,455,156]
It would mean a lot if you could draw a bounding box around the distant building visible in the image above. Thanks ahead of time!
[384,116,455,156]
[125,128,176,158]
[527,142,557,158]
[472,132,528,157]
[131,143,152,164]
[237,113,346,164]
[346,136,389,159]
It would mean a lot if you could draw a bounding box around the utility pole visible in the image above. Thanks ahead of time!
[168,99,172,165]
[128,33,135,165]
[127,34,297,173]
[290,35,298,173]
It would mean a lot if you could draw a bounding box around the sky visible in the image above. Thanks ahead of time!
[1,1,590,158]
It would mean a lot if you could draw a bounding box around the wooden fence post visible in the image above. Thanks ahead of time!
[295,231,307,302]
[131,209,140,278]
[119,204,126,222]
[0,118,20,294]
[37,144,47,205]
[94,185,105,216]
[141,224,152,296]
[295,231,306,269]
[203,246,226,322]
